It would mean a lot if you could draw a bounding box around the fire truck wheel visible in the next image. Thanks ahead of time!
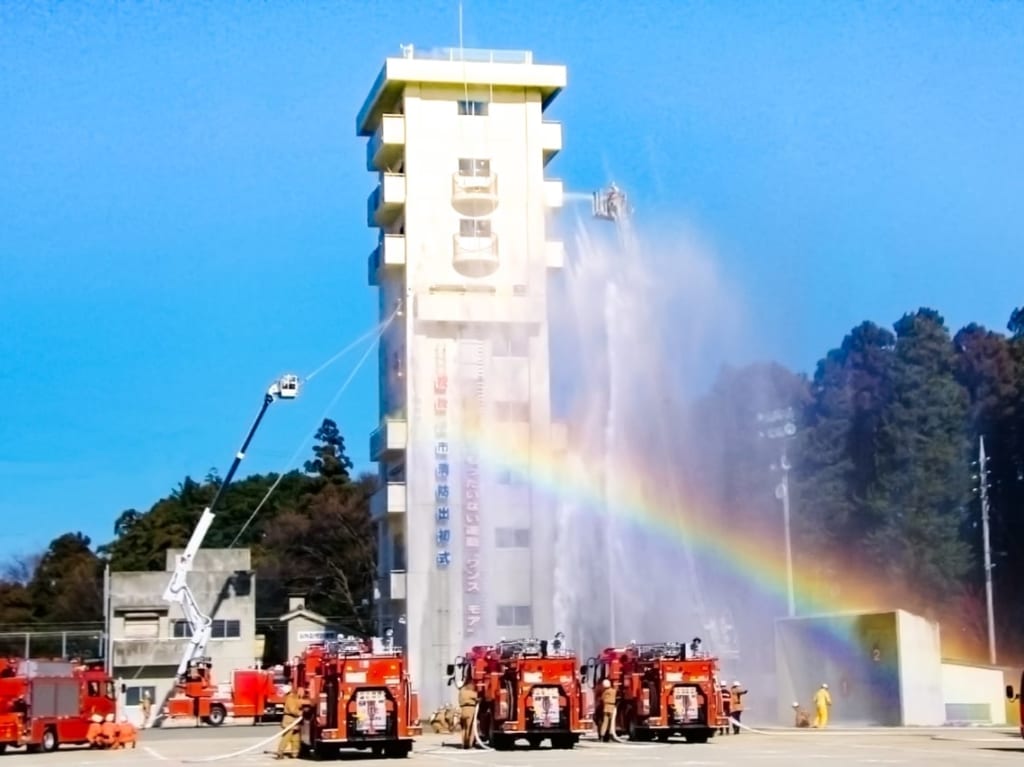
[206,705,226,727]
[41,728,58,752]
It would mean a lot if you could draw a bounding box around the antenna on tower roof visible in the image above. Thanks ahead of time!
[458,0,464,56]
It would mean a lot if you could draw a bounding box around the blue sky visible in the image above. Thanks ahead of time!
[2,1,1023,559]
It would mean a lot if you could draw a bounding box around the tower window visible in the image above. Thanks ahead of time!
[459,219,492,238]
[495,527,530,547]
[496,605,532,627]
[495,401,530,421]
[458,100,488,116]
[493,335,529,357]
[458,158,491,177]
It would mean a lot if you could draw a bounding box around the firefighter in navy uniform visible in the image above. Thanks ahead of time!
[718,683,732,735]
[458,680,478,750]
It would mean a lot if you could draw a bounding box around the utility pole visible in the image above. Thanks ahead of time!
[977,436,997,666]
[757,408,798,618]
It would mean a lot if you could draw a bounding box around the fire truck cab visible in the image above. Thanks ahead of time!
[292,634,421,759]
[585,641,720,743]
[447,633,590,750]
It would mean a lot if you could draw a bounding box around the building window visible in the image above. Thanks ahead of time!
[123,685,157,707]
[497,605,532,627]
[459,218,492,238]
[497,468,526,486]
[122,614,160,639]
[458,158,491,177]
[493,335,528,357]
[495,401,530,421]
[387,461,405,482]
[392,531,407,571]
[171,619,241,640]
[495,527,530,548]
[458,100,488,116]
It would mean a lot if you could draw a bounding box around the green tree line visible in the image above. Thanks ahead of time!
[0,419,376,650]
[684,306,1024,661]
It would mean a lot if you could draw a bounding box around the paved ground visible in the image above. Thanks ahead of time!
[2,728,1022,765]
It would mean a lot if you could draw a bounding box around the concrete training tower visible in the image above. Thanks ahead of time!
[357,45,568,711]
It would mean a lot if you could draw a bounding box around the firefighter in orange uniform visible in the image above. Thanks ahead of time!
[118,715,138,748]
[598,679,617,743]
[458,679,478,750]
[86,714,103,747]
[275,686,304,759]
[100,714,119,748]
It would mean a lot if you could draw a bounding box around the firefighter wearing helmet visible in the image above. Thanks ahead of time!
[457,678,478,750]
[598,679,617,743]
[813,683,832,728]
[730,680,748,734]
[275,685,304,759]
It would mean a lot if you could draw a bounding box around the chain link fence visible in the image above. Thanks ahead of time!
[0,628,107,661]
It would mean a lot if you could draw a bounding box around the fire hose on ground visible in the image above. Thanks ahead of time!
[178,716,303,763]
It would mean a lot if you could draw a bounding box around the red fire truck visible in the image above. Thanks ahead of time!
[0,658,117,753]
[293,634,421,759]
[447,634,590,750]
[586,641,721,743]
[163,659,288,726]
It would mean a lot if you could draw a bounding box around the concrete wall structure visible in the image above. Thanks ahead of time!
[358,45,566,711]
[941,661,1009,725]
[110,548,259,723]
[775,609,943,726]
[894,610,944,726]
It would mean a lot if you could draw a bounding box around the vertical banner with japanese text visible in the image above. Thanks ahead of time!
[462,341,485,637]
[434,344,452,569]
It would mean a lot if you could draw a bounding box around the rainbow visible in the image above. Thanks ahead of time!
[430,421,983,663]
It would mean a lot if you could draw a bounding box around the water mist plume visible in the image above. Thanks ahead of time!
[548,208,758,667]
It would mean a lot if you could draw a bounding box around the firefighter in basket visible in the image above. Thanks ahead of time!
[458,678,478,750]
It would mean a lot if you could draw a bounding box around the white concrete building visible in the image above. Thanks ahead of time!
[358,45,567,710]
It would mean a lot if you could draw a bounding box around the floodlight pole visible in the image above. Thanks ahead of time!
[758,408,798,618]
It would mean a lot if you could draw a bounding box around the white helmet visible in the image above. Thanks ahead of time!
[821,683,829,689]
[792,701,799,708]
[733,680,741,686]
[602,679,611,688]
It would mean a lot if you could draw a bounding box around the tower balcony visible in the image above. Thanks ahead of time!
[545,240,565,270]
[452,233,500,278]
[541,121,562,166]
[367,173,406,228]
[366,114,406,172]
[451,172,499,216]
[367,234,407,286]
[370,416,407,462]
[543,179,564,209]
[370,482,407,522]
